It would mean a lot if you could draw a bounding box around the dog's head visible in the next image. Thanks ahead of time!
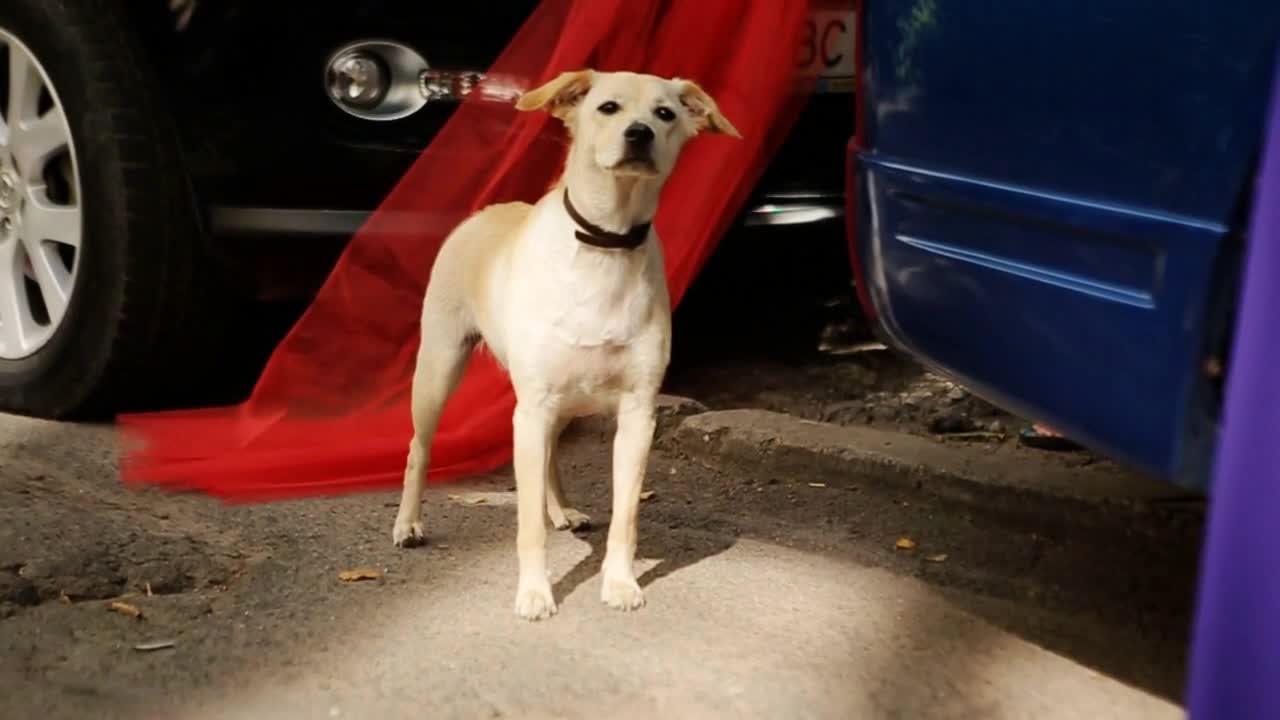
[516,69,740,180]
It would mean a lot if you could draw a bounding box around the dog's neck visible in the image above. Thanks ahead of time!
[559,149,662,239]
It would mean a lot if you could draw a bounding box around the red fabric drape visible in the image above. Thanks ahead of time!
[118,0,817,502]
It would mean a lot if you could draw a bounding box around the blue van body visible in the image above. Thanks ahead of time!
[847,1,1280,490]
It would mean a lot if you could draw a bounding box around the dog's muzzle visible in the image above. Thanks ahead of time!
[624,122,655,149]
[621,122,657,163]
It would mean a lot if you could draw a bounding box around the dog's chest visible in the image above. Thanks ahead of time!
[534,342,650,412]
[504,224,665,408]
[510,223,659,349]
[525,258,658,384]
[551,257,654,347]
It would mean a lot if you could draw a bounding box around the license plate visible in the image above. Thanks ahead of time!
[798,10,856,93]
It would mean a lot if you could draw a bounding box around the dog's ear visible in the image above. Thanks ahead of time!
[515,69,595,120]
[677,80,741,139]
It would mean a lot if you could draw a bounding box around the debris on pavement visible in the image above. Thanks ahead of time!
[639,490,657,501]
[937,431,1006,442]
[807,482,827,488]
[668,349,1050,463]
[108,601,143,619]
[925,553,949,563]
[823,340,888,356]
[337,568,383,583]
[894,537,917,551]
[134,640,176,652]
[447,493,489,506]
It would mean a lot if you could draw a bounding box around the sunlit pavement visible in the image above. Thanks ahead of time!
[191,534,1180,720]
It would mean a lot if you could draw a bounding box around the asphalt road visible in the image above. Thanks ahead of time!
[0,407,1200,720]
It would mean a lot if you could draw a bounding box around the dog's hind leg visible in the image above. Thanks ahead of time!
[392,303,476,548]
[546,419,592,531]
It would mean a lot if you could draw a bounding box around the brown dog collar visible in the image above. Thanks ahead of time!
[562,189,652,250]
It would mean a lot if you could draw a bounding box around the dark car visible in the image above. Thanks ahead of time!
[0,0,855,419]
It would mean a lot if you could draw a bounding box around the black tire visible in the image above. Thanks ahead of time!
[0,0,205,419]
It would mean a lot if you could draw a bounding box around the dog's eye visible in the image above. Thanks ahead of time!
[654,106,676,123]
[597,101,620,115]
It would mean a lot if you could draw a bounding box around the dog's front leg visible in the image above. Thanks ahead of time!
[601,391,657,611]
[512,401,558,620]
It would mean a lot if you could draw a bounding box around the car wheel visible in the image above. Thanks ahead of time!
[0,1,206,418]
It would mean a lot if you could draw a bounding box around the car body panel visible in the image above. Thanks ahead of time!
[849,0,1280,487]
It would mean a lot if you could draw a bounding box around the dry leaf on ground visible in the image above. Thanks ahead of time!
[337,568,383,583]
[925,553,949,563]
[639,490,656,501]
[894,537,917,551]
[108,601,143,619]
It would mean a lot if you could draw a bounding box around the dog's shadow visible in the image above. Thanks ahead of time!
[552,515,737,604]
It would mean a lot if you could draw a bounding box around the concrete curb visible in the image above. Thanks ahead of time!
[671,409,1197,531]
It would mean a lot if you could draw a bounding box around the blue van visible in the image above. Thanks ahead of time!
[845,1,1280,490]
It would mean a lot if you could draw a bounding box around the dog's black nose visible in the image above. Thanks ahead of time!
[624,122,655,146]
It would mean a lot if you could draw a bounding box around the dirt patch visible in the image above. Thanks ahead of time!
[666,282,1102,474]
[670,349,1010,436]
[0,475,241,616]
[0,570,38,608]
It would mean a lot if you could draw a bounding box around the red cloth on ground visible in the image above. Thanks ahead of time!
[118,0,817,501]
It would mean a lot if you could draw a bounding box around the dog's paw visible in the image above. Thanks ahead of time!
[601,575,645,611]
[392,517,425,548]
[552,508,592,532]
[514,583,558,621]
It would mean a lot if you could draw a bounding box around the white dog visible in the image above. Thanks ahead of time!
[391,68,739,620]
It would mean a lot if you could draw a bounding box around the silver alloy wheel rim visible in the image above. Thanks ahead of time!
[0,28,82,360]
